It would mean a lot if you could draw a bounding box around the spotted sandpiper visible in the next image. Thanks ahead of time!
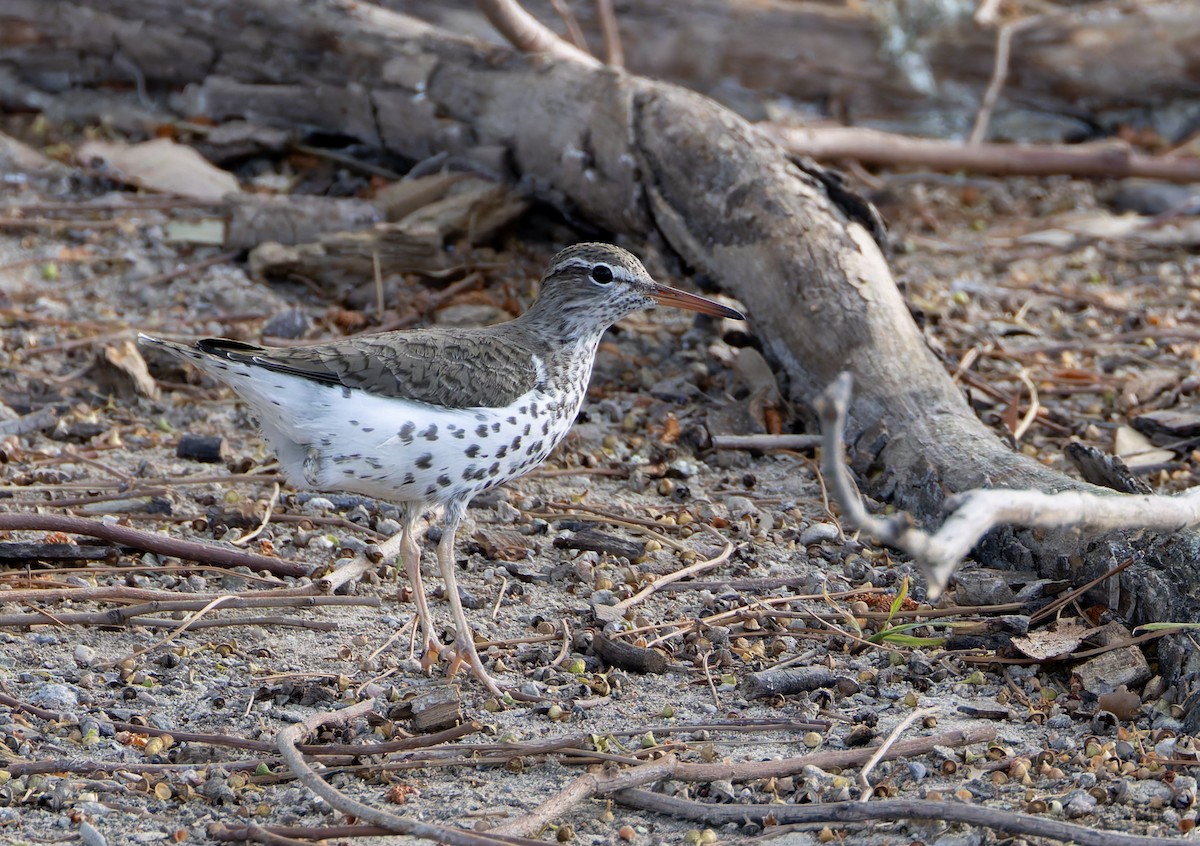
[140,243,744,696]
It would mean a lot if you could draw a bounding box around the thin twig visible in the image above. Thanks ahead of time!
[547,0,590,51]
[490,756,676,837]
[611,540,732,613]
[857,708,936,801]
[276,700,531,845]
[594,0,623,67]
[0,514,309,577]
[969,15,1041,145]
[612,792,1171,846]
[232,482,281,546]
[476,0,600,66]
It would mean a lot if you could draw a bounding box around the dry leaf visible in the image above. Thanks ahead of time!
[76,138,240,201]
[1011,619,1090,661]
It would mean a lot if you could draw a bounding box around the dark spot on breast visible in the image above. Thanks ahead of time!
[422,424,438,440]
[403,472,415,485]
[425,484,437,496]
[519,405,528,415]
[491,422,501,433]
[398,422,415,443]
[488,462,500,476]
[510,435,522,452]
[542,421,551,435]
[495,445,508,458]
[476,424,490,438]
[362,427,374,433]
[349,419,359,426]
[523,423,532,436]
[475,412,488,422]
[342,387,352,399]
[465,444,481,458]
[415,453,433,470]
[453,429,465,439]
[528,440,543,455]
[529,402,539,417]
[462,465,477,480]
[506,416,517,426]
[437,474,451,487]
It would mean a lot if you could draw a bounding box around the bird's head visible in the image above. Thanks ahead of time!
[530,243,744,336]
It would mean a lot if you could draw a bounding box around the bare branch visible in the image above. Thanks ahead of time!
[816,373,1200,599]
[761,124,1200,184]
[476,0,601,66]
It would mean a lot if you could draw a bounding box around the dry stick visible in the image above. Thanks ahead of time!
[0,514,309,577]
[1028,558,1133,625]
[319,531,402,593]
[209,825,312,846]
[276,700,534,846]
[969,16,1041,145]
[857,708,936,801]
[610,540,733,614]
[490,756,677,837]
[0,611,336,631]
[476,0,600,66]
[547,0,589,51]
[104,594,239,668]
[815,373,1200,600]
[0,583,321,605]
[0,595,377,628]
[711,434,821,451]
[761,124,1200,184]
[232,482,280,546]
[594,0,623,67]
[612,792,1169,846]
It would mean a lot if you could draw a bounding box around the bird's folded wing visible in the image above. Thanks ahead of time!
[199,330,540,410]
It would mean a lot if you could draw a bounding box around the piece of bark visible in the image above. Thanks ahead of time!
[743,667,841,700]
[225,194,380,251]
[591,632,667,674]
[1065,443,1153,495]
[0,542,118,563]
[1074,646,1151,696]
[176,433,230,464]
[553,529,645,562]
[94,339,160,400]
[409,688,464,733]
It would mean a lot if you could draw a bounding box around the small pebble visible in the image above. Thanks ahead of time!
[29,683,79,712]
[799,522,839,545]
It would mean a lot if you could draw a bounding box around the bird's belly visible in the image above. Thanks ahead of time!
[252,381,579,504]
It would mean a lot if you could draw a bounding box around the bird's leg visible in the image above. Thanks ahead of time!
[399,508,439,660]
[436,505,505,698]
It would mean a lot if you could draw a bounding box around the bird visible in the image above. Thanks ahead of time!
[139,243,744,697]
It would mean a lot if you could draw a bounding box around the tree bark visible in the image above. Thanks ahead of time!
[3,0,1197,676]
[410,0,1200,139]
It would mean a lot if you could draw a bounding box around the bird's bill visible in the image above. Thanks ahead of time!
[649,283,745,320]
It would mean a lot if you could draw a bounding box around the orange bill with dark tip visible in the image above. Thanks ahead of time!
[649,283,745,320]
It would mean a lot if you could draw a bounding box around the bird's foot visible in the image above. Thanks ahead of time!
[444,634,507,699]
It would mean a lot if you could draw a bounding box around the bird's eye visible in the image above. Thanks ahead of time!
[590,264,614,285]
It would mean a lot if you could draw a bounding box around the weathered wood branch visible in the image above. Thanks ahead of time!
[3,1,1197,676]
[411,0,1200,139]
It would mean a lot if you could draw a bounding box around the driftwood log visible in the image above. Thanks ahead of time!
[3,1,1199,689]
[416,0,1200,140]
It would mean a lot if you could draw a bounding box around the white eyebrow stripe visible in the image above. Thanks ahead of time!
[555,257,640,284]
